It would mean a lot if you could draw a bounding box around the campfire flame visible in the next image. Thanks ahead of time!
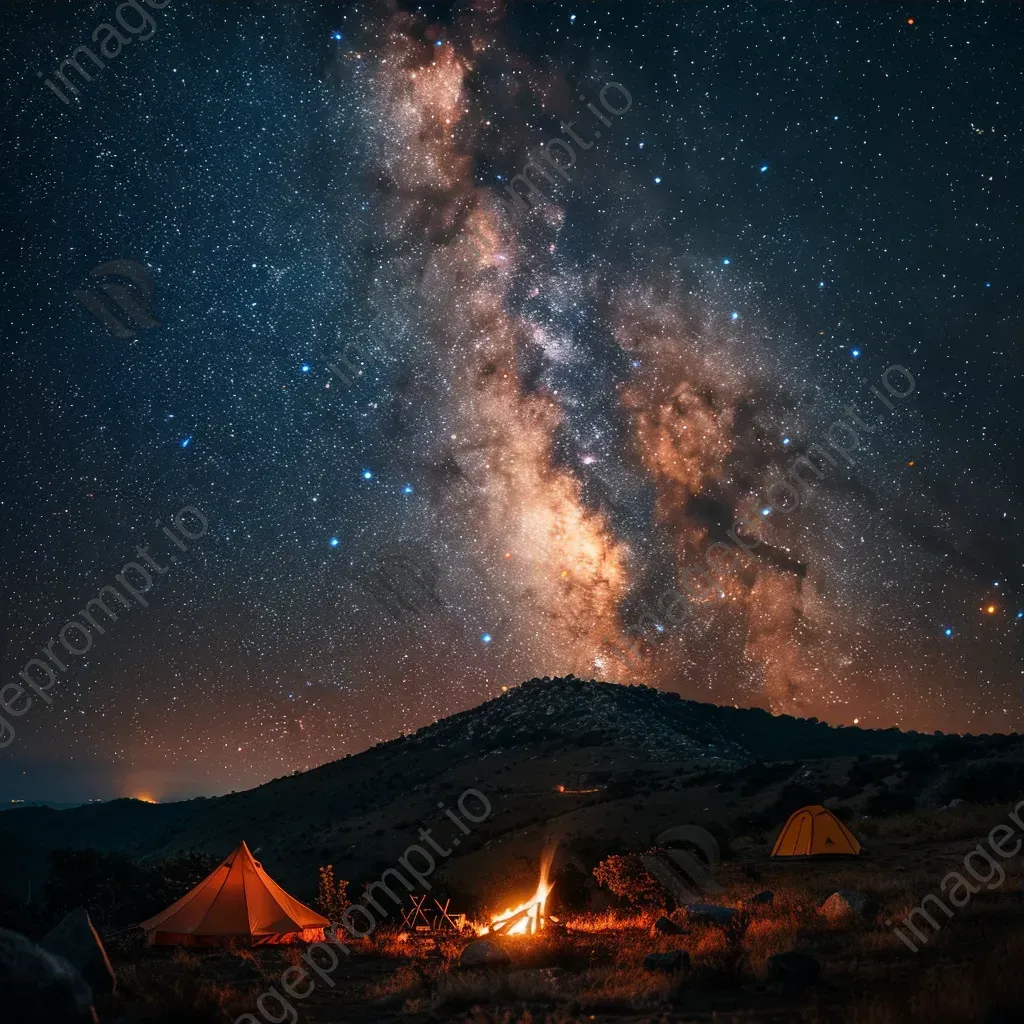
[487,851,555,936]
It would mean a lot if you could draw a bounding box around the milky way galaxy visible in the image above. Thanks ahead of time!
[2,0,1023,800]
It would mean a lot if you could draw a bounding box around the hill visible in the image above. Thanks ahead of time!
[0,677,1019,908]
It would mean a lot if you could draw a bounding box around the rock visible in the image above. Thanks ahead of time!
[460,939,511,968]
[746,890,774,905]
[0,928,97,1024]
[650,916,684,935]
[684,903,737,926]
[40,909,116,998]
[643,950,689,972]
[767,950,821,988]
[819,890,876,920]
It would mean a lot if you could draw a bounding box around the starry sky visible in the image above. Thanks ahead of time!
[1,0,1023,803]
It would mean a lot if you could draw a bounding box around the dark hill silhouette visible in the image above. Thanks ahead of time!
[0,677,1015,906]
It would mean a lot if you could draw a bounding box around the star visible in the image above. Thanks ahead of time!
[362,470,373,480]
[481,633,492,644]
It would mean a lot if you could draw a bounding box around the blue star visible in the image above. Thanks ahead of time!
[761,507,772,517]
[301,363,311,373]
[760,164,769,173]
[730,311,739,321]
[180,436,192,448]
[481,633,492,644]
[654,176,662,184]
[782,437,791,446]
[851,349,861,359]
[570,13,576,23]
[362,470,373,480]
[329,537,340,548]
[722,258,731,265]
[943,627,953,638]
[1017,610,1023,621]
[402,483,414,495]
[331,31,344,41]
[985,281,992,288]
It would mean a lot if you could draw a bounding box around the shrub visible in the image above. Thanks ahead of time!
[315,864,352,921]
[592,851,666,908]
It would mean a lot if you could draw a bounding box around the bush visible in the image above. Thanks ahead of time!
[315,864,351,921]
[592,851,666,908]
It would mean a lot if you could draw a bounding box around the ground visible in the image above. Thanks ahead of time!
[101,803,1024,1024]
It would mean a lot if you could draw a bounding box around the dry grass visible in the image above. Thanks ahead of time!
[103,812,1024,1022]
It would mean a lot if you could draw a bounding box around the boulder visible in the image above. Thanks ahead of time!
[40,909,116,998]
[0,928,97,1024]
[746,890,774,906]
[819,890,875,921]
[767,950,821,989]
[684,903,737,926]
[643,950,689,973]
[650,916,684,936]
[460,939,511,968]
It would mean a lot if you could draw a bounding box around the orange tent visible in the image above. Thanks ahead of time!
[140,841,329,946]
[771,805,861,858]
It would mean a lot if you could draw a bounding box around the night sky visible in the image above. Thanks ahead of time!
[1,0,1022,803]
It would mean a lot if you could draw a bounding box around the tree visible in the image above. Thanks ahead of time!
[316,865,351,922]
[592,851,667,908]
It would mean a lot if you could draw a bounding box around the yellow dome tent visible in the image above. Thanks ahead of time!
[140,841,329,946]
[771,805,861,857]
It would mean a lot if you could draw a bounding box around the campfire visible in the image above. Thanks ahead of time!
[486,852,555,936]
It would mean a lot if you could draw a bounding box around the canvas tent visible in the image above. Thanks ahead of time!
[140,841,328,946]
[771,804,861,857]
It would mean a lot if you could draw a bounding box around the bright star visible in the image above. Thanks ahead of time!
[730,312,739,321]
[180,436,192,448]
[722,258,731,265]
[301,363,311,373]
[760,164,769,173]
[1016,610,1023,620]
[654,176,661,184]
[761,507,772,517]
[481,633,492,643]
[851,349,861,359]
[402,484,414,495]
[331,31,344,41]
[570,13,576,23]
[943,627,953,637]
[329,537,340,548]
[362,470,373,480]
[782,437,791,446]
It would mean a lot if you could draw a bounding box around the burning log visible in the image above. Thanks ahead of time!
[487,853,554,936]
